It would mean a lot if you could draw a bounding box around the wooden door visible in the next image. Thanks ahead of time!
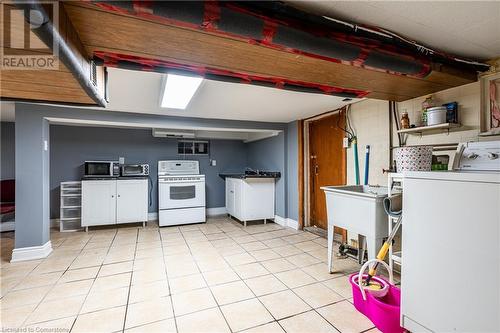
[81,180,117,226]
[309,112,347,236]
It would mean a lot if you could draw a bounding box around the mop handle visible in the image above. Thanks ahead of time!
[364,145,370,185]
[365,215,402,284]
[353,137,360,185]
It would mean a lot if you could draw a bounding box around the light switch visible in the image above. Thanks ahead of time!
[211,160,217,166]
[119,157,125,164]
[43,140,48,151]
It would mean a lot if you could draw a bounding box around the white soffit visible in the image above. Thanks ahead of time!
[44,117,281,143]
[105,68,358,123]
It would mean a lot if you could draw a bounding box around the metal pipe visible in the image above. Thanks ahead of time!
[15,1,106,107]
[391,101,403,147]
[388,101,393,168]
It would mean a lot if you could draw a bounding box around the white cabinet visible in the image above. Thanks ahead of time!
[225,177,275,226]
[82,180,117,227]
[82,179,148,229]
[116,179,148,223]
[225,178,236,217]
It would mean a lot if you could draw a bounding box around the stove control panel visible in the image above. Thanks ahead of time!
[158,160,200,175]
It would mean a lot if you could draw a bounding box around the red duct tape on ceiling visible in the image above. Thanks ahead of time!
[93,51,369,98]
[89,1,433,78]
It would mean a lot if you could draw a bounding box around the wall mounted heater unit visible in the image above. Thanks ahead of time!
[152,128,196,138]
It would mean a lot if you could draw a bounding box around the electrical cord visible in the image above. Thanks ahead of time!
[148,175,153,207]
[337,105,355,139]
[346,104,355,137]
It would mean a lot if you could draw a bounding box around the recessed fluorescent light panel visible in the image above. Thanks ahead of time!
[161,73,203,109]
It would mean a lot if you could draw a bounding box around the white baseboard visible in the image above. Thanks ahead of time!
[51,207,228,226]
[286,218,299,230]
[0,221,15,232]
[274,215,287,227]
[150,207,226,220]
[274,215,299,230]
[206,207,227,216]
[11,240,53,262]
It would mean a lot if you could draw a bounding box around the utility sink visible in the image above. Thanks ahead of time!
[321,185,389,273]
[322,185,388,198]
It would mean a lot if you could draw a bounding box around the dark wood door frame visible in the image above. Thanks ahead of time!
[297,109,347,235]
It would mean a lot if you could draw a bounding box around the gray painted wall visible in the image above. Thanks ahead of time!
[246,132,286,217]
[14,103,287,249]
[50,125,247,218]
[15,110,51,248]
[286,121,299,221]
[1,122,15,180]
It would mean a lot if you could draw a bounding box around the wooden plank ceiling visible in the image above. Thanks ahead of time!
[63,2,477,102]
[0,4,95,105]
[2,1,479,105]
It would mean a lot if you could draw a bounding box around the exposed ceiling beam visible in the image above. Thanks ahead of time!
[64,2,478,102]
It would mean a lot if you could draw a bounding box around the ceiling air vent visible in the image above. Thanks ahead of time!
[90,60,97,86]
[152,128,196,138]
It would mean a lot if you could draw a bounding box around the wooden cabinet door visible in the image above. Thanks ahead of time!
[82,180,116,226]
[116,179,148,223]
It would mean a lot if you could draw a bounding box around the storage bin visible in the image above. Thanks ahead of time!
[60,219,82,232]
[426,106,447,125]
[61,196,81,207]
[61,207,81,219]
[61,189,81,196]
[394,146,433,172]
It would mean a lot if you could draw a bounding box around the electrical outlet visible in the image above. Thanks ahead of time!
[343,137,350,148]
[119,157,125,164]
[210,159,217,166]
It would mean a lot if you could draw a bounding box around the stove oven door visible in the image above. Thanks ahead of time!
[159,179,206,210]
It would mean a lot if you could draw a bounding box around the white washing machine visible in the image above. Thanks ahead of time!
[401,141,500,332]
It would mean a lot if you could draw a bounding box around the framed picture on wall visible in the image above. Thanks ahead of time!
[480,72,500,136]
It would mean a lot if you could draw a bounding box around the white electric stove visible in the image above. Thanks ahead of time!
[401,141,500,332]
[158,160,206,227]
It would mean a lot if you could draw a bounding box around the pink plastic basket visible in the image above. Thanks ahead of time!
[350,259,404,333]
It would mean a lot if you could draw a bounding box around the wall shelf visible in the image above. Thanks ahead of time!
[397,123,462,136]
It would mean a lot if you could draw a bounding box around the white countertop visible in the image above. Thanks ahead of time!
[403,171,500,184]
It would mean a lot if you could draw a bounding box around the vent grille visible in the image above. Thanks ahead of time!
[90,60,97,86]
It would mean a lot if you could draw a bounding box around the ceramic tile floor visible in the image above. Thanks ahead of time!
[0,217,381,333]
